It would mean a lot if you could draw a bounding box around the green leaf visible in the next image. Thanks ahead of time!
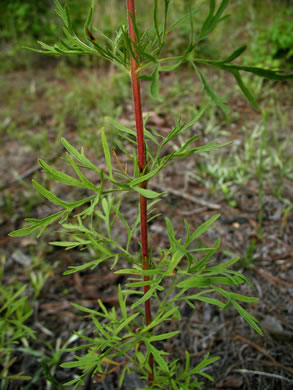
[119,365,129,388]
[9,211,65,237]
[232,300,263,335]
[107,117,158,144]
[133,41,157,64]
[206,255,239,273]
[149,331,179,342]
[160,60,183,72]
[166,3,203,34]
[132,186,164,199]
[200,0,216,36]
[146,342,169,373]
[193,63,228,112]
[190,251,238,275]
[143,127,160,146]
[165,217,176,245]
[175,140,230,158]
[213,286,259,303]
[71,303,102,318]
[185,214,220,247]
[196,57,293,81]
[114,268,141,275]
[63,257,109,274]
[150,63,162,102]
[0,285,26,313]
[131,286,155,309]
[182,292,226,309]
[9,223,42,237]
[188,353,219,379]
[78,176,104,218]
[126,280,154,288]
[39,159,89,188]
[63,375,86,387]
[113,312,140,337]
[121,25,138,64]
[129,163,165,186]
[231,69,259,110]
[221,45,247,63]
[67,195,97,210]
[101,128,112,179]
[61,138,99,172]
[32,180,68,208]
[153,0,161,46]
[177,275,245,289]
[139,74,153,81]
[160,106,207,149]
[49,240,89,249]
[117,285,127,320]
[84,0,94,36]
[127,10,141,45]
[142,307,179,333]
[197,0,229,42]
[224,64,293,81]
[85,235,113,257]
[37,41,56,52]
[167,246,186,273]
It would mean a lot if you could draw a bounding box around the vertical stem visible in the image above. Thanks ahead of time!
[126,0,154,384]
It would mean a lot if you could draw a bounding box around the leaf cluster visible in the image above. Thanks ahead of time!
[30,0,292,112]
[10,129,261,387]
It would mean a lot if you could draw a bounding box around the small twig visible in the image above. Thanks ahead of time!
[234,334,276,364]
[233,335,293,376]
[0,147,63,191]
[179,207,207,215]
[254,268,293,288]
[233,369,293,383]
[151,182,220,210]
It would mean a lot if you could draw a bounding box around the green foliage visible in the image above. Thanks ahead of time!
[0,0,93,42]
[0,0,92,70]
[10,136,262,387]
[31,0,291,113]
[0,281,35,386]
[246,7,293,69]
[0,0,54,41]
[9,0,293,388]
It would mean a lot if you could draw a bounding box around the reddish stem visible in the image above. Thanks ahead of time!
[126,0,153,384]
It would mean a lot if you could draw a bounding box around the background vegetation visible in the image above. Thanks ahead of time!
[0,0,292,388]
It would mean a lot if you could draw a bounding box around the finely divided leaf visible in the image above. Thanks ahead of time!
[32,180,68,208]
[61,138,99,172]
[9,211,65,237]
[232,300,263,335]
[185,214,220,246]
[39,159,89,188]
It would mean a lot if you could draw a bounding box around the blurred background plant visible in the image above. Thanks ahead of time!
[0,257,35,388]
[1,0,292,71]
